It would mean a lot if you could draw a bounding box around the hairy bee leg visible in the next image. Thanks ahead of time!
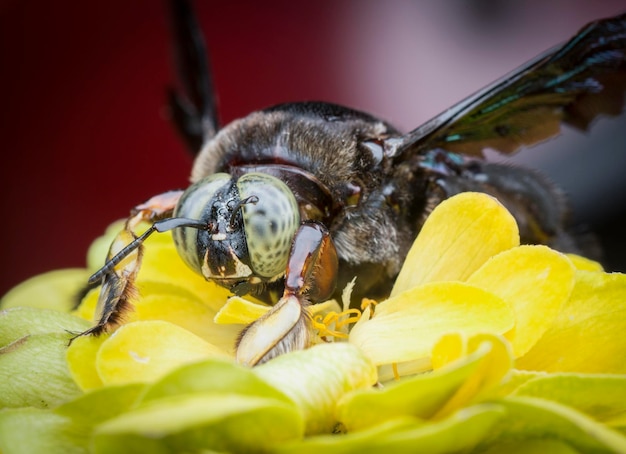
[71,191,184,341]
[236,222,338,366]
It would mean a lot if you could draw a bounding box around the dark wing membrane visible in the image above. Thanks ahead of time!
[391,13,626,159]
[167,0,219,154]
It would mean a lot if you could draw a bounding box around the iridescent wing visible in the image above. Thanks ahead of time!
[390,13,626,160]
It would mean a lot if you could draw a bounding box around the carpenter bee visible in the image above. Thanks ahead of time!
[76,0,626,366]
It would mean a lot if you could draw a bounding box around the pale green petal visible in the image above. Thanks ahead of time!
[376,358,434,382]
[391,192,519,296]
[96,320,228,385]
[467,245,575,357]
[513,373,626,423]
[477,396,626,453]
[58,359,302,451]
[1,269,90,312]
[0,408,88,454]
[277,404,505,454]
[94,394,303,453]
[338,338,504,432]
[608,413,626,435]
[0,333,83,409]
[430,333,512,418]
[486,369,547,399]
[517,270,626,373]
[87,219,126,270]
[350,282,515,366]
[255,342,377,435]
[275,417,421,453]
[480,439,580,454]
[55,383,146,426]
[0,306,89,346]
[141,358,293,406]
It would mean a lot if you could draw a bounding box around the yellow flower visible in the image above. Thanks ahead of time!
[2,191,626,453]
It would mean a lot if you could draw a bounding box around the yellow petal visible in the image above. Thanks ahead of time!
[566,254,604,272]
[137,241,232,312]
[66,334,107,391]
[308,299,344,317]
[391,192,519,296]
[432,332,512,373]
[349,282,515,366]
[133,289,242,355]
[517,270,626,373]
[74,281,241,355]
[431,331,468,369]
[86,221,231,311]
[214,296,271,324]
[73,287,98,322]
[215,297,341,327]
[467,245,575,357]
[96,320,228,385]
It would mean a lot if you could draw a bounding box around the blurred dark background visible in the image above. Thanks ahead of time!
[1,0,625,297]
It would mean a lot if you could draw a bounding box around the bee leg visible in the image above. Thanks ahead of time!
[70,191,185,341]
[236,222,339,366]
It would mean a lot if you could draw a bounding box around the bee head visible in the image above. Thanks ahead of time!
[172,172,300,286]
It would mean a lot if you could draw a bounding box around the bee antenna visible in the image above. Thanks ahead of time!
[88,217,208,285]
[229,195,259,229]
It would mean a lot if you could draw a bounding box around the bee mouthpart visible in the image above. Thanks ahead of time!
[235,294,310,366]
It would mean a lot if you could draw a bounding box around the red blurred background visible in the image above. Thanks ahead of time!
[2,0,625,297]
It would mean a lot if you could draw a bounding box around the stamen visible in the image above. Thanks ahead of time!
[334,309,362,330]
[360,298,378,312]
[392,363,400,381]
[312,315,346,339]
[312,308,364,339]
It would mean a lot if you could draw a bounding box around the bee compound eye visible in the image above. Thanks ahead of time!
[237,173,300,278]
[172,173,233,274]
